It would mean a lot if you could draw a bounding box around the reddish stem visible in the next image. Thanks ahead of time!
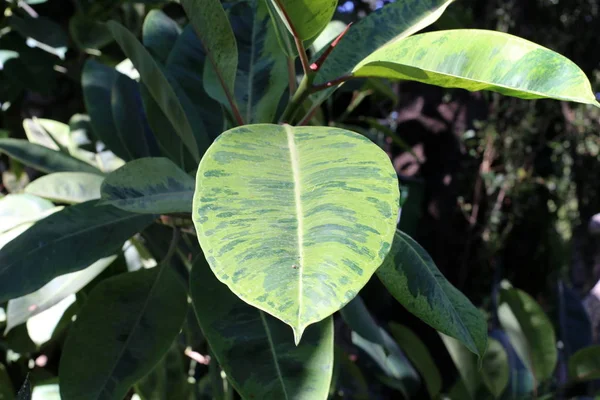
[311,22,353,72]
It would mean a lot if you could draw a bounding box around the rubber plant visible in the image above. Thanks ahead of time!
[0,0,598,399]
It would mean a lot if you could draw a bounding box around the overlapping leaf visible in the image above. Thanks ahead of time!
[59,266,188,400]
[191,255,334,400]
[101,158,194,214]
[353,30,600,106]
[193,124,399,342]
[268,0,337,41]
[377,230,487,358]
[142,10,181,64]
[24,172,103,204]
[0,201,155,303]
[0,193,54,233]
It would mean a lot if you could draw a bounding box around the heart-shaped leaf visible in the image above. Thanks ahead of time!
[0,201,155,303]
[377,230,487,358]
[59,266,188,400]
[24,172,104,204]
[101,157,194,214]
[191,254,334,400]
[352,30,600,106]
[193,124,399,342]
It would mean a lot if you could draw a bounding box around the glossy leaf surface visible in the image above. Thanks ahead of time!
[568,345,600,382]
[59,266,188,400]
[0,201,155,303]
[269,0,337,41]
[101,158,194,214]
[0,139,101,175]
[191,255,334,400]
[4,255,116,334]
[499,285,557,382]
[353,30,600,106]
[142,10,181,64]
[0,193,54,233]
[24,172,103,204]
[193,124,399,341]
[377,230,487,358]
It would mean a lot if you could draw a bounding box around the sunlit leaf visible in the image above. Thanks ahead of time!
[268,0,337,41]
[191,254,334,400]
[59,266,188,400]
[377,230,487,358]
[193,124,398,342]
[24,172,104,204]
[0,193,54,233]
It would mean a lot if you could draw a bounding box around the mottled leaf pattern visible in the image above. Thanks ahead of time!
[229,0,288,123]
[24,172,104,204]
[101,158,194,214]
[191,255,334,400]
[0,139,101,175]
[193,124,399,341]
[377,230,487,358]
[353,30,600,106]
[0,201,155,303]
[269,0,337,41]
[59,266,188,400]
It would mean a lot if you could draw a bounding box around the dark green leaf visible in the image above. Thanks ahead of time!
[340,296,385,346]
[59,266,188,400]
[481,338,509,398]
[440,333,479,399]
[142,10,181,64]
[377,230,487,358]
[0,363,15,400]
[10,16,68,55]
[568,345,600,382]
[100,157,194,214]
[16,375,31,400]
[268,0,337,41]
[0,139,101,175]
[190,255,334,400]
[0,201,155,303]
[69,15,113,52]
[0,193,54,233]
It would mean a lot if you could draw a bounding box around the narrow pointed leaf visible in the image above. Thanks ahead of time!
[353,30,600,107]
[229,0,288,123]
[4,255,116,334]
[180,0,238,116]
[59,266,188,400]
[389,323,442,398]
[24,172,104,204]
[142,10,181,64]
[312,0,454,103]
[101,157,194,214]
[568,345,600,382]
[499,285,558,382]
[190,255,334,400]
[0,201,155,303]
[193,124,399,341]
[0,138,101,175]
[23,118,63,151]
[106,21,202,161]
[0,193,54,233]
[377,230,487,358]
[268,0,337,41]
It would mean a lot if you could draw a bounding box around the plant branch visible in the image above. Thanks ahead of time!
[310,22,352,72]
[311,74,353,92]
[286,57,296,96]
[279,75,310,123]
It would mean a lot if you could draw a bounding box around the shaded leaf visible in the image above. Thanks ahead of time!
[24,172,104,204]
[193,124,399,341]
[440,333,479,399]
[568,345,600,382]
[340,295,385,345]
[264,0,296,58]
[142,10,181,64]
[69,14,113,52]
[5,255,116,334]
[17,375,31,400]
[352,30,600,107]
[59,266,188,400]
[481,338,509,398]
[190,254,334,400]
[0,201,155,303]
[10,16,68,57]
[0,193,54,233]
[101,157,194,214]
[389,323,442,398]
[268,0,337,41]
[377,230,487,358]
[0,139,101,175]
[0,363,15,400]
[499,285,557,382]
[180,0,238,116]
[107,21,203,161]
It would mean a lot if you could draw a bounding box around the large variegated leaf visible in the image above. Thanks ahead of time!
[310,0,454,110]
[353,30,600,106]
[24,172,104,204]
[498,284,557,382]
[229,0,288,123]
[191,254,334,400]
[0,201,155,303]
[193,124,399,342]
[59,266,188,400]
[268,0,337,41]
[101,158,194,214]
[180,0,239,116]
[377,230,487,358]
[0,138,101,175]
